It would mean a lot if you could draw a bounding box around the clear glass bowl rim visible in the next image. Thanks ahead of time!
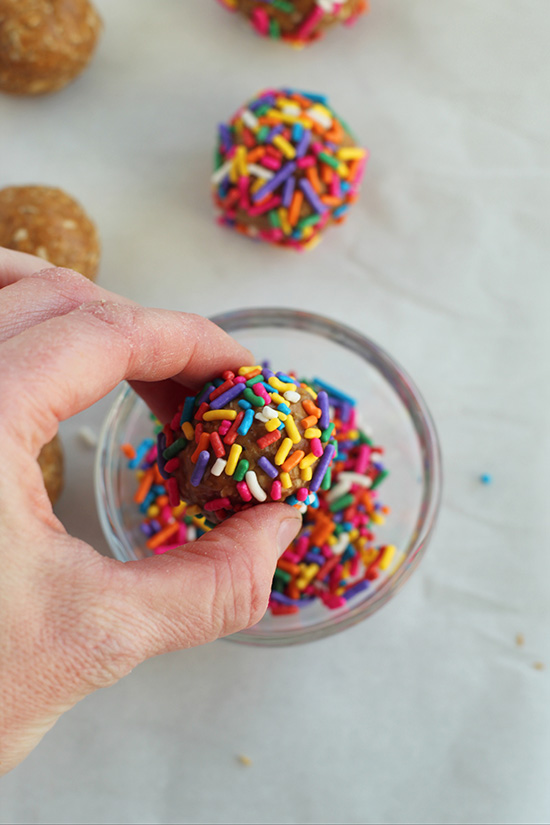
[95,307,442,646]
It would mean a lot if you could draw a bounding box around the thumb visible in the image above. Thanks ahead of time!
[118,504,302,656]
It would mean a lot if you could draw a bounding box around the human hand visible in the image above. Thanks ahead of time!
[0,248,302,775]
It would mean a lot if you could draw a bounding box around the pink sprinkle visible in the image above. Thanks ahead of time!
[296,5,324,39]
[296,156,316,168]
[294,536,309,560]
[204,497,232,511]
[350,556,360,577]
[234,376,246,384]
[177,524,187,544]
[218,420,232,436]
[311,141,324,155]
[254,383,272,404]
[236,481,252,502]
[167,477,180,508]
[271,480,282,501]
[251,7,269,35]
[297,487,308,502]
[145,445,158,464]
[261,155,282,171]
[161,505,173,523]
[322,593,347,610]
[282,551,300,563]
[311,437,323,457]
[248,196,281,217]
[355,444,371,474]
[330,175,342,199]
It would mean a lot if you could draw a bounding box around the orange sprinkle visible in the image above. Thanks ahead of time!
[288,190,304,226]
[281,450,305,473]
[306,166,322,193]
[311,518,336,547]
[191,432,210,463]
[120,443,136,460]
[325,119,344,143]
[134,469,154,504]
[241,367,262,380]
[321,195,343,207]
[247,147,265,163]
[277,559,301,576]
[157,495,169,507]
[300,415,318,430]
[321,164,333,185]
[146,522,179,550]
[302,399,321,418]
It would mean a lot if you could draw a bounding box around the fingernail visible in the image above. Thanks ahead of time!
[277,515,302,556]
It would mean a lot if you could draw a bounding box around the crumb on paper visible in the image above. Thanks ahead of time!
[237,755,252,767]
[516,633,525,647]
[77,426,98,448]
[533,662,545,671]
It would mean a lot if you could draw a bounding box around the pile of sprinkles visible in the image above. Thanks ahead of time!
[123,373,400,614]
[216,0,368,47]
[213,88,368,250]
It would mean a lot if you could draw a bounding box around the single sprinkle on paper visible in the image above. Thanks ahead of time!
[237,755,252,767]
[77,426,98,449]
[533,662,545,671]
[516,633,525,647]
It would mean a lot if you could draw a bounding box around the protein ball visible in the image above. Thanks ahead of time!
[38,434,64,505]
[0,185,100,280]
[0,0,102,96]
[159,366,338,524]
[217,0,368,46]
[213,88,368,250]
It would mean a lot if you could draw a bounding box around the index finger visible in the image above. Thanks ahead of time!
[0,245,55,287]
[0,300,252,452]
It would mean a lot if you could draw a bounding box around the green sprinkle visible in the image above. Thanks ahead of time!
[163,437,187,460]
[204,519,217,530]
[272,577,285,593]
[359,431,374,445]
[321,423,335,443]
[318,152,340,170]
[234,459,250,482]
[269,17,281,38]
[246,375,264,387]
[371,469,389,490]
[329,493,355,513]
[268,210,281,228]
[243,388,265,407]
[272,0,293,10]
[273,568,291,584]
[297,214,322,231]
[321,467,332,491]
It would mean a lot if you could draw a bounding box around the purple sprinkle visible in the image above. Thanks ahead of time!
[209,383,245,410]
[282,175,296,208]
[305,552,323,564]
[269,592,315,607]
[140,523,154,537]
[191,451,210,487]
[258,456,278,479]
[317,390,330,429]
[157,432,170,480]
[195,383,214,406]
[262,367,275,380]
[249,93,276,111]
[343,580,370,601]
[295,129,312,158]
[310,443,336,492]
[252,161,296,203]
[299,178,328,215]
[150,519,162,533]
[266,124,284,142]
[218,123,233,151]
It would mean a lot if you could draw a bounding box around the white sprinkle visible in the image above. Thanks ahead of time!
[248,163,274,181]
[187,526,197,542]
[284,391,300,403]
[77,426,98,449]
[326,471,372,502]
[262,407,279,420]
[306,108,332,130]
[211,458,227,477]
[211,159,233,185]
[254,412,269,423]
[316,0,341,11]
[245,470,267,502]
[281,104,301,116]
[332,532,350,556]
[12,227,29,242]
[241,109,260,130]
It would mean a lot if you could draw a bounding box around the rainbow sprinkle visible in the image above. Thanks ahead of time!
[124,374,396,613]
[213,88,368,250]
[216,0,369,47]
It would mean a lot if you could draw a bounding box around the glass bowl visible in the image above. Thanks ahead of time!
[95,308,442,646]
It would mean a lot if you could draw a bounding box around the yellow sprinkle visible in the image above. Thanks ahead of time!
[274,97,298,109]
[300,466,313,482]
[182,421,195,440]
[238,365,261,375]
[265,418,281,432]
[311,103,332,119]
[226,443,242,476]
[268,376,297,393]
[388,550,406,575]
[301,226,315,241]
[203,409,237,421]
[303,235,323,252]
[371,512,386,526]
[136,470,145,480]
[335,587,345,596]
[229,158,238,184]
[265,110,313,127]
[304,427,322,439]
[300,384,317,398]
[327,535,337,545]
[186,504,202,517]
[147,505,160,518]
[277,411,288,421]
[273,135,296,159]
[278,208,292,236]
[361,547,379,566]
[337,163,349,179]
[270,392,286,405]
[349,528,359,542]
[337,147,367,161]
[173,502,186,518]
[237,755,252,767]
[346,430,359,440]
[296,563,319,590]
[285,415,301,444]
[280,471,292,489]
[275,437,293,465]
[235,145,248,177]
[379,545,396,571]
[299,452,318,470]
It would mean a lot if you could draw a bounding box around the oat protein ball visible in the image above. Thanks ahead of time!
[0,0,102,96]
[38,434,64,505]
[213,88,368,250]
[0,185,100,280]
[158,366,338,524]
[217,0,368,46]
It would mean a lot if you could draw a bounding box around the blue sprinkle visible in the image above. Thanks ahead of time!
[480,473,493,485]
[238,408,254,436]
[238,399,252,410]
[278,403,291,414]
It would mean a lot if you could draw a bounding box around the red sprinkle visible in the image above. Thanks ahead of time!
[257,430,282,449]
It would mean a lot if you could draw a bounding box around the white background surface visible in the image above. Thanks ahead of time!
[1,1,549,823]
